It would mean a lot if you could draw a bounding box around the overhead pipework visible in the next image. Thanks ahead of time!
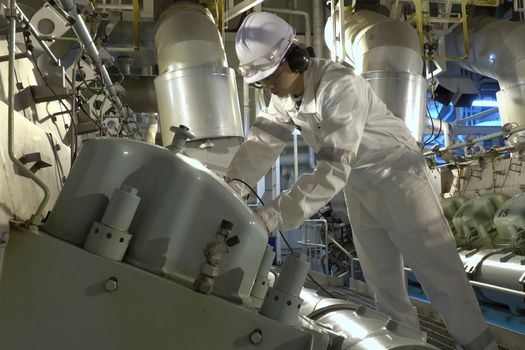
[57,0,123,112]
[153,1,243,146]
[324,9,427,141]
[446,16,525,127]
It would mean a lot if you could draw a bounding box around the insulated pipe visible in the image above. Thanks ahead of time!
[299,289,436,349]
[446,17,525,126]
[57,0,123,111]
[155,2,227,74]
[154,2,243,144]
[312,0,325,58]
[7,0,50,229]
[324,10,427,141]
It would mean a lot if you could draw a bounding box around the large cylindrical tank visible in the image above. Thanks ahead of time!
[494,192,525,254]
[42,139,267,303]
[452,193,510,249]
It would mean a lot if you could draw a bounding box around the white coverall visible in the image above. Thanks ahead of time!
[227,58,497,350]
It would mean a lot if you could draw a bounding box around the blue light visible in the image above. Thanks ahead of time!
[472,100,499,107]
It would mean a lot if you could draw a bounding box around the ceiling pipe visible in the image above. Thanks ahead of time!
[56,0,123,111]
[446,17,525,127]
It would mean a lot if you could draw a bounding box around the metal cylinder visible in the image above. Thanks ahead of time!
[250,246,276,306]
[154,2,243,145]
[459,250,525,314]
[154,67,243,142]
[324,10,426,141]
[362,71,427,141]
[300,289,436,349]
[274,252,310,297]
[101,186,140,232]
[259,252,310,325]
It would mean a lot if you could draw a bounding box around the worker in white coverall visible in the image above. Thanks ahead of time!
[226,12,498,350]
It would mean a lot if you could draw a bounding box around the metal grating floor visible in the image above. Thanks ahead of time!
[325,286,458,350]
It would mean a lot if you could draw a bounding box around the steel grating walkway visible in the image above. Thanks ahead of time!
[324,286,458,350]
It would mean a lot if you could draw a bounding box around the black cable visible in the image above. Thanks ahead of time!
[225,176,337,298]
[426,101,444,146]
[423,105,436,147]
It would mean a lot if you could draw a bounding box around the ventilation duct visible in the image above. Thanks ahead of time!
[446,17,525,126]
[325,10,427,141]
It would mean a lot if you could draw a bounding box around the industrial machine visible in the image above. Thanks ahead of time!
[1,0,525,349]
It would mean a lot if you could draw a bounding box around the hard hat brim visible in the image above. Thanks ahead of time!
[243,62,281,84]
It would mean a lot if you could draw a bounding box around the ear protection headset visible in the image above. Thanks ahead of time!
[285,44,312,73]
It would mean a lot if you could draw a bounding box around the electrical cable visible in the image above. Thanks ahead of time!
[225,176,337,298]
[423,105,436,146]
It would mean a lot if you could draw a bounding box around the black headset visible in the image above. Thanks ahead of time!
[285,44,313,74]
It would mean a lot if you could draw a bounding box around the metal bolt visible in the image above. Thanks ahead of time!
[249,329,262,345]
[104,277,118,293]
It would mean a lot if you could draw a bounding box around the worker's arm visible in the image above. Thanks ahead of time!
[258,76,367,232]
[226,97,295,197]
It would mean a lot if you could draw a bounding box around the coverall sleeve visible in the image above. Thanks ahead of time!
[226,97,295,197]
[258,77,368,232]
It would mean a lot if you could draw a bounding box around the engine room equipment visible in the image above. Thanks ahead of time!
[440,196,470,238]
[452,193,510,249]
[0,139,438,350]
[42,139,267,302]
[459,249,525,315]
[494,191,525,254]
[153,2,243,144]
[324,10,427,141]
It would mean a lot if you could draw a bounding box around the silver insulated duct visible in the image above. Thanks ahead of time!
[446,17,525,127]
[154,2,243,146]
[325,10,427,141]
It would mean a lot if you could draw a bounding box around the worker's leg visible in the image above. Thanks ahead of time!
[344,187,419,329]
[375,150,497,350]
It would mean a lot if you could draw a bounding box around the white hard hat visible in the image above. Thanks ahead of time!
[236,12,295,84]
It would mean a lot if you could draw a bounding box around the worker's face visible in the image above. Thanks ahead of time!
[258,60,301,98]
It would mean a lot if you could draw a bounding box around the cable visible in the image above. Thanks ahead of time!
[423,105,436,146]
[225,176,337,298]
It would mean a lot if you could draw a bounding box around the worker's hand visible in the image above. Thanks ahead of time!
[254,209,270,234]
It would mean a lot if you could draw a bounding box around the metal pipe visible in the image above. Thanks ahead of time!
[446,17,525,125]
[352,257,525,299]
[0,51,30,62]
[225,0,264,21]
[325,10,427,141]
[154,2,243,144]
[454,108,499,125]
[293,133,299,181]
[428,123,525,154]
[262,7,311,47]
[312,0,325,57]
[56,0,123,111]
[7,0,50,229]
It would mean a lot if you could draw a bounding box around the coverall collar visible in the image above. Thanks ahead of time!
[296,63,320,114]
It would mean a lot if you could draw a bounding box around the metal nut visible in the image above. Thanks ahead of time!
[104,277,118,292]
[249,329,262,345]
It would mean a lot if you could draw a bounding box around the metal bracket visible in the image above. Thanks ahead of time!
[463,249,500,276]
[18,152,53,174]
[30,85,73,103]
